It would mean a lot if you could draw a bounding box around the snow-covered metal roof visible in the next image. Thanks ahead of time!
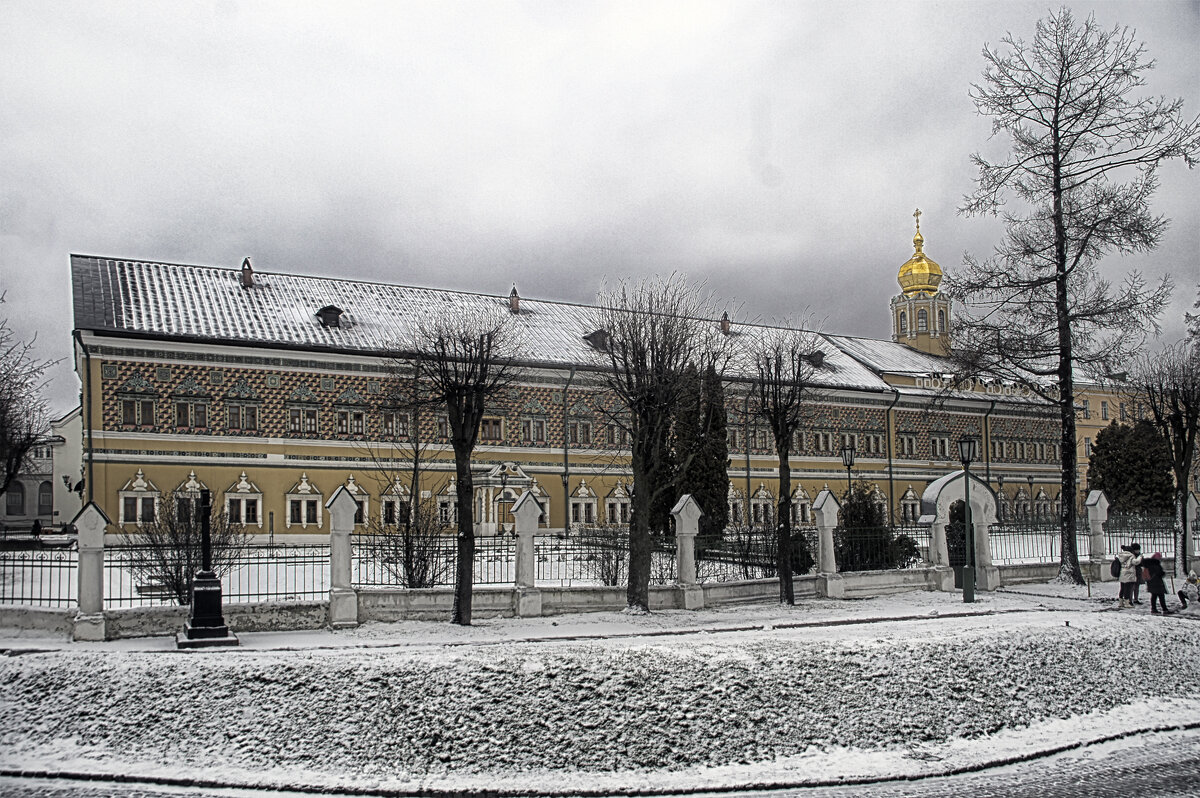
[71,255,947,395]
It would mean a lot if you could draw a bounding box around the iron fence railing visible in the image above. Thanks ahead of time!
[833,525,923,572]
[103,543,332,608]
[1103,515,1179,575]
[0,544,78,607]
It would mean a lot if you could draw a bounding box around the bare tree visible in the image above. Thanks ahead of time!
[0,295,57,498]
[411,304,521,625]
[1124,341,1200,569]
[946,8,1198,584]
[355,361,456,589]
[122,493,250,605]
[749,323,824,605]
[589,275,729,612]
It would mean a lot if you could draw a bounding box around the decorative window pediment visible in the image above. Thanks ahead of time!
[337,388,367,405]
[173,375,208,397]
[175,470,207,496]
[607,480,631,500]
[569,401,591,417]
[288,473,320,495]
[522,399,548,414]
[119,372,157,395]
[120,468,158,493]
[287,384,320,404]
[226,378,259,400]
[227,471,261,494]
[573,479,597,499]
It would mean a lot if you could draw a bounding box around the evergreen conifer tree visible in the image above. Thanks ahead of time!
[1087,420,1174,515]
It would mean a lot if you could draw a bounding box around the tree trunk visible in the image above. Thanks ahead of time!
[1052,143,1084,585]
[451,447,475,625]
[776,447,794,605]
[627,445,652,612]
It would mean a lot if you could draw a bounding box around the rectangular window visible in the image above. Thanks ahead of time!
[728,429,740,449]
[1085,438,1093,457]
[229,406,242,430]
[898,435,917,457]
[481,418,503,441]
[437,416,449,439]
[289,409,302,433]
[244,499,258,524]
[177,402,189,427]
[931,437,950,458]
[1082,399,1090,419]
[1101,401,1109,421]
[122,400,137,425]
[1119,403,1127,421]
[140,497,156,523]
[352,411,364,435]
[306,500,318,524]
[228,498,242,523]
[579,422,591,444]
[123,496,137,523]
[290,500,302,524]
[383,500,397,526]
[175,401,207,428]
[303,408,318,433]
[337,411,349,434]
[140,400,154,426]
[354,498,365,525]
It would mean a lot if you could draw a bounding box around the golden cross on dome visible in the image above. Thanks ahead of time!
[913,207,922,233]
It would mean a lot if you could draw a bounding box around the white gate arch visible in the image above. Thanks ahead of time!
[920,470,1001,592]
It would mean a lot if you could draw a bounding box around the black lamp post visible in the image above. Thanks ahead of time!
[958,437,979,604]
[179,488,236,647]
[499,468,511,534]
[997,475,1005,521]
[840,441,856,498]
[1027,475,1036,520]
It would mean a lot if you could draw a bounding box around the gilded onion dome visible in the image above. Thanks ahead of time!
[897,208,942,297]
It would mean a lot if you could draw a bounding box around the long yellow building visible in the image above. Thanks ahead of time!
[70,223,1067,536]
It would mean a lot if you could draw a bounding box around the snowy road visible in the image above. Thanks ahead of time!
[2,730,1197,797]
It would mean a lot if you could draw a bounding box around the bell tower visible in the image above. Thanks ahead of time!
[891,208,951,355]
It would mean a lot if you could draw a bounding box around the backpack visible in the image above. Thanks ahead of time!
[1110,557,1121,578]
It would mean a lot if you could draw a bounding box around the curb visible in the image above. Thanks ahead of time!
[4,720,1196,797]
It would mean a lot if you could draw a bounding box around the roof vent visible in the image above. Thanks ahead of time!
[240,257,254,288]
[509,284,520,314]
[316,305,344,328]
[805,350,825,368]
[720,311,731,336]
[583,329,610,352]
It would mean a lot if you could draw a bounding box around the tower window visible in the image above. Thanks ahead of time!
[937,309,945,331]
[898,311,907,333]
[917,309,928,332]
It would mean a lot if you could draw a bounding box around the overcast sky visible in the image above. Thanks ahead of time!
[2,0,1197,414]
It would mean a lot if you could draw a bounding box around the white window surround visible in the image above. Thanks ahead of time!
[224,471,264,528]
[284,472,323,530]
[118,468,160,526]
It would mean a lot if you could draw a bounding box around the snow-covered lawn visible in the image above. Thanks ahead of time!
[1,583,1197,795]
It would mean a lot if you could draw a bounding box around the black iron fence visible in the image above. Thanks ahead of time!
[351,532,517,588]
[0,544,78,607]
[833,525,922,572]
[103,543,331,608]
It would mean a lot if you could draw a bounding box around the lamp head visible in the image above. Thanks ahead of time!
[957,437,979,465]
[840,442,856,468]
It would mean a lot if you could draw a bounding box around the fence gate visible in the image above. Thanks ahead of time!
[946,499,967,588]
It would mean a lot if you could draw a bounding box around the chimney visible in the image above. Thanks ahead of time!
[316,305,344,328]
[720,311,731,336]
[240,257,254,288]
[509,284,520,314]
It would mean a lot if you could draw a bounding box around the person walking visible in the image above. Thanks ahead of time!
[1143,553,1172,615]
[1117,543,1142,609]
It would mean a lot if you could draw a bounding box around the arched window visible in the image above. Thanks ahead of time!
[6,482,25,516]
[917,309,928,331]
[38,481,53,516]
[898,311,907,333]
[937,309,946,331]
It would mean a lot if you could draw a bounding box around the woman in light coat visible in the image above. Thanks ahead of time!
[1117,543,1142,609]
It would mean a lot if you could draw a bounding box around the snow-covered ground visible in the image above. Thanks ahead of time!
[1,582,1197,796]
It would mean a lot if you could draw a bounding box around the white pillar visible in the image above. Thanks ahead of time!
[326,486,358,629]
[812,490,844,599]
[1086,490,1111,582]
[511,491,543,617]
[969,476,1001,591]
[72,503,109,641]
[671,494,704,610]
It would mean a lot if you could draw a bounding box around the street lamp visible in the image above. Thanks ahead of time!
[958,437,979,603]
[1026,475,1036,520]
[499,468,511,534]
[840,441,856,498]
[996,475,1005,521]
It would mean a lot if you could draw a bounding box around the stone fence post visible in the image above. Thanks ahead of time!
[512,491,543,617]
[326,486,358,629]
[671,494,704,610]
[72,503,110,641]
[812,489,843,599]
[1086,490,1110,582]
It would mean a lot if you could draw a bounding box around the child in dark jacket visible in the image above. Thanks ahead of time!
[1143,553,1171,615]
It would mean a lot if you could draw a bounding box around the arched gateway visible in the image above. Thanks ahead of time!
[919,470,1001,592]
